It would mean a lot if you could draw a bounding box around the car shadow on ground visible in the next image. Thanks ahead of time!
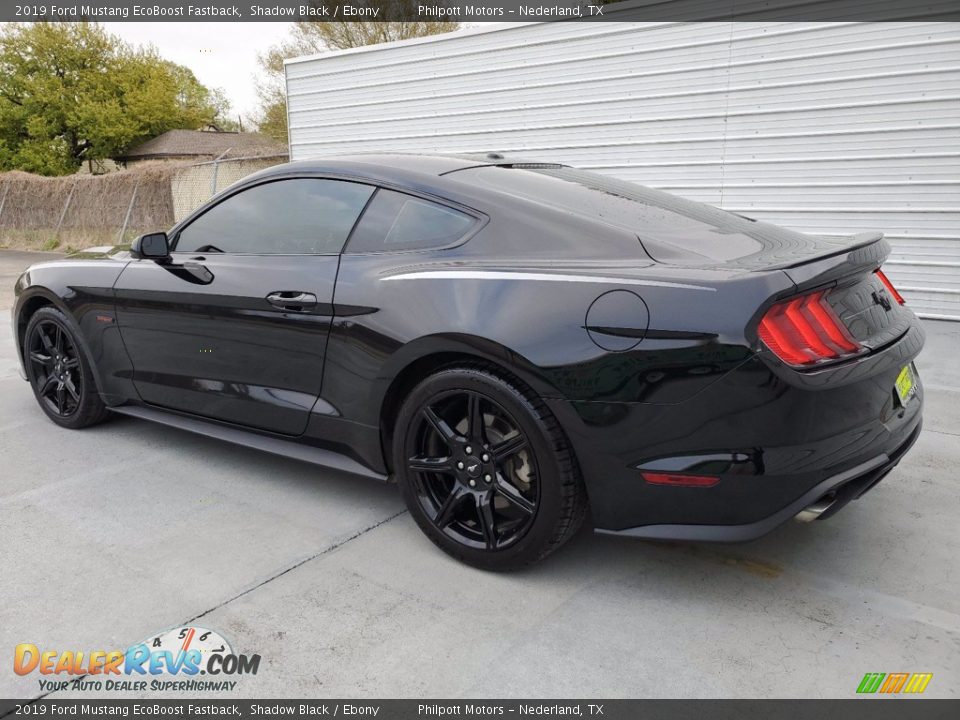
[67,409,944,600]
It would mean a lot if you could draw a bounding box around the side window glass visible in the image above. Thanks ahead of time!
[175,179,374,254]
[346,189,476,253]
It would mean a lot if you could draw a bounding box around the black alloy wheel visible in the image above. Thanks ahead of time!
[24,307,109,429]
[408,389,540,551]
[395,365,587,570]
[29,319,83,417]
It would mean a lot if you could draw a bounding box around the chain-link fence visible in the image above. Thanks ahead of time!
[169,154,288,224]
[0,154,288,252]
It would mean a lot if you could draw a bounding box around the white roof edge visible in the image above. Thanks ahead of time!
[283,22,533,66]
[282,0,650,66]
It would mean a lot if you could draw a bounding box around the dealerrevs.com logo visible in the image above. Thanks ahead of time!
[14,626,261,693]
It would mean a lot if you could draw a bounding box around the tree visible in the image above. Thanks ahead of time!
[255,1,460,143]
[0,22,233,175]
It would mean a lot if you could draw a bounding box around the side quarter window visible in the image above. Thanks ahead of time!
[175,178,375,254]
[345,189,476,253]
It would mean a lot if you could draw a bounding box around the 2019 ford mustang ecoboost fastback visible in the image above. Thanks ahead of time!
[12,154,924,569]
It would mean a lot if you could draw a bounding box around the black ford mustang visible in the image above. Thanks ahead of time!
[12,154,924,569]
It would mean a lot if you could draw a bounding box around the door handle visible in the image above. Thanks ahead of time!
[266,291,318,310]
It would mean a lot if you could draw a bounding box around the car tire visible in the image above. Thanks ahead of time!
[393,363,587,570]
[23,306,110,429]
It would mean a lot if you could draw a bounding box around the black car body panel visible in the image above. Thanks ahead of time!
[112,252,341,436]
[13,250,134,402]
[12,154,925,540]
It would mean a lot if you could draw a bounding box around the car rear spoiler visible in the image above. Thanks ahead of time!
[781,232,890,290]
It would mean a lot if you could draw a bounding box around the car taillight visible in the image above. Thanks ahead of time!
[758,290,861,367]
[876,269,905,305]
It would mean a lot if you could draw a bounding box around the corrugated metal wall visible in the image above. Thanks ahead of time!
[285,20,960,319]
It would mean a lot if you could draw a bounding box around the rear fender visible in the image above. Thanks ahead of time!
[373,331,561,409]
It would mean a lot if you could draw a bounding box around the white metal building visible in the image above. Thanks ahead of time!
[285,16,960,320]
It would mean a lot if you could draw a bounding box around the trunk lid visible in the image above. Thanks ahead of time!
[747,231,914,372]
[779,234,913,352]
[622,187,910,352]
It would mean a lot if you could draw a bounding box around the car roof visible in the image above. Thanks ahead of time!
[231,153,569,215]
[252,153,468,179]
[184,153,565,235]
[180,153,649,261]
[253,152,561,181]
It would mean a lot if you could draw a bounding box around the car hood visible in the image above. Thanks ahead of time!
[62,245,131,261]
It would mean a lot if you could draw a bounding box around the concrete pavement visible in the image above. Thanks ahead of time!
[1,249,957,699]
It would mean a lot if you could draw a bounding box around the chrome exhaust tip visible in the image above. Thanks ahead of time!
[795,496,837,523]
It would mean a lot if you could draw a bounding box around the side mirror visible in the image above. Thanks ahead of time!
[131,232,169,261]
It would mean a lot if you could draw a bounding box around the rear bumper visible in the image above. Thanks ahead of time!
[546,328,924,536]
[597,417,921,542]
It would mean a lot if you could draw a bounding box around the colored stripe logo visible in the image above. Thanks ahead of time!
[857,672,932,694]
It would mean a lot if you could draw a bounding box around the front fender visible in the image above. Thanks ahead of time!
[12,281,74,381]
[12,258,133,404]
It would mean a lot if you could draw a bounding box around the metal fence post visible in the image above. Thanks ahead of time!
[209,148,231,200]
[55,183,76,237]
[117,178,140,244]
